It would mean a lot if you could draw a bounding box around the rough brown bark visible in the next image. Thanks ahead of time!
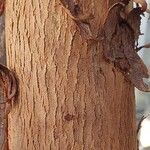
[6,0,137,149]
[0,13,8,150]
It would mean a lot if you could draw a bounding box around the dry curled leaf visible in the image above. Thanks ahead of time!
[102,4,149,91]
[60,0,81,19]
[102,2,125,61]
[0,0,4,16]
[133,0,147,11]
[76,21,93,39]
[0,64,18,114]
[60,0,94,39]
[127,7,143,41]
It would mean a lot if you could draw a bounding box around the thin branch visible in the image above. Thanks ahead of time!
[137,115,149,134]
[136,43,150,51]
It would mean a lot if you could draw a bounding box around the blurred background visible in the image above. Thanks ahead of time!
[136,2,150,149]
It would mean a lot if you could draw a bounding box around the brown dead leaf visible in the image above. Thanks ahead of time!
[76,21,93,39]
[102,3,125,61]
[127,7,143,41]
[133,0,147,11]
[102,5,149,91]
[60,0,80,18]
[60,0,94,39]
[124,15,149,91]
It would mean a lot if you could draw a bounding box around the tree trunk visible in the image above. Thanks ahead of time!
[0,13,7,149]
[6,0,137,149]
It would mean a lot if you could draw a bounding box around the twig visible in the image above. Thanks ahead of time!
[136,43,150,51]
[137,115,148,134]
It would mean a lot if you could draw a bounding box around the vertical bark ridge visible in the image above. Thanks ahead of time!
[6,0,137,149]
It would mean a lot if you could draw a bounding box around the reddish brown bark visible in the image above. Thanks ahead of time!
[6,0,137,149]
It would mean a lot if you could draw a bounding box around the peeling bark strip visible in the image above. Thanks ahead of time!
[102,3,149,92]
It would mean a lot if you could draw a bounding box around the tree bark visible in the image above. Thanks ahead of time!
[6,0,137,149]
[0,13,8,149]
